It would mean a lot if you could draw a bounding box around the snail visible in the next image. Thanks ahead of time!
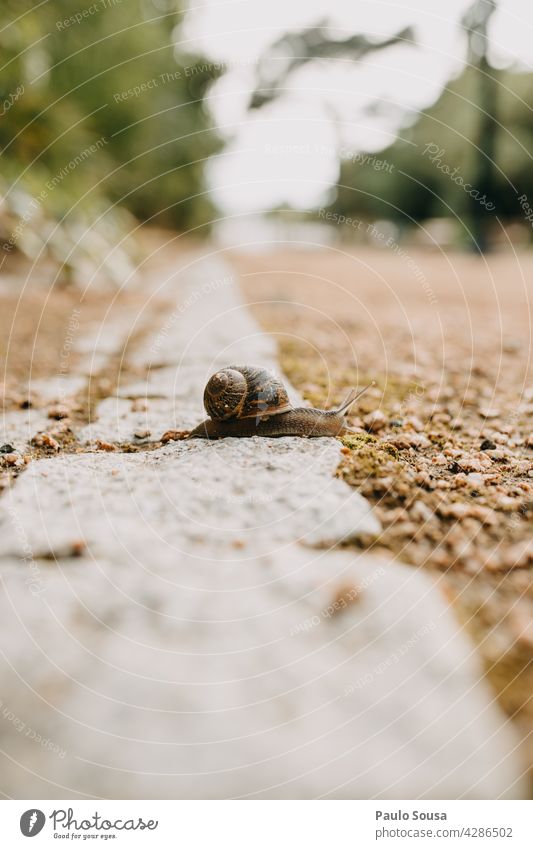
[188,365,373,439]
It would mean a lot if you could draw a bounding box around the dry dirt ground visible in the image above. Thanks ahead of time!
[233,245,533,774]
[0,245,173,476]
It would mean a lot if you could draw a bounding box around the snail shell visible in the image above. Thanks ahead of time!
[203,365,292,421]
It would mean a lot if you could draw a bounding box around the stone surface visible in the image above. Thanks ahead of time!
[1,408,49,453]
[0,250,527,799]
[28,375,87,404]
[0,542,524,799]
[81,396,187,446]
[0,437,380,560]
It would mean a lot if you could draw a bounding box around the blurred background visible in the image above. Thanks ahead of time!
[2,0,533,280]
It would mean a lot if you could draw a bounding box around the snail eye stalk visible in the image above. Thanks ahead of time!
[336,381,375,414]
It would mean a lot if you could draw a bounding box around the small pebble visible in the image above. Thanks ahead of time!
[3,453,24,468]
[161,429,189,443]
[31,432,60,451]
[405,416,424,432]
[70,539,86,557]
[457,456,491,473]
[410,501,433,522]
[438,502,471,520]
[331,583,361,613]
[388,432,430,450]
[486,449,507,462]
[363,409,387,433]
[96,440,116,452]
[47,404,70,420]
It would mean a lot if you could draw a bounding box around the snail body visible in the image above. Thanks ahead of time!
[188,365,371,439]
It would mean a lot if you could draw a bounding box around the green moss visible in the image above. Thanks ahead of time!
[340,433,399,459]
[340,441,404,479]
[340,432,376,449]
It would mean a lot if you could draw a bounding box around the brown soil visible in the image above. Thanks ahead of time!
[0,251,173,480]
[234,245,533,774]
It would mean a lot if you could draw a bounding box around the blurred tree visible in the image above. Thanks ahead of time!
[0,0,221,236]
[331,62,532,240]
[248,5,533,248]
[461,0,499,251]
[249,21,414,110]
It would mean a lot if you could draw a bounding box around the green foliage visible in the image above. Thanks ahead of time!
[249,22,415,110]
[331,66,533,234]
[0,0,221,234]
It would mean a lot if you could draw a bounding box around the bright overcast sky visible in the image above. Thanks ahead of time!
[182,0,533,214]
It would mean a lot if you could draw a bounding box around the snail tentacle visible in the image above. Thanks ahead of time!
[333,381,375,415]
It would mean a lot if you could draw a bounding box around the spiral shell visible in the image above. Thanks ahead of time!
[203,365,292,421]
